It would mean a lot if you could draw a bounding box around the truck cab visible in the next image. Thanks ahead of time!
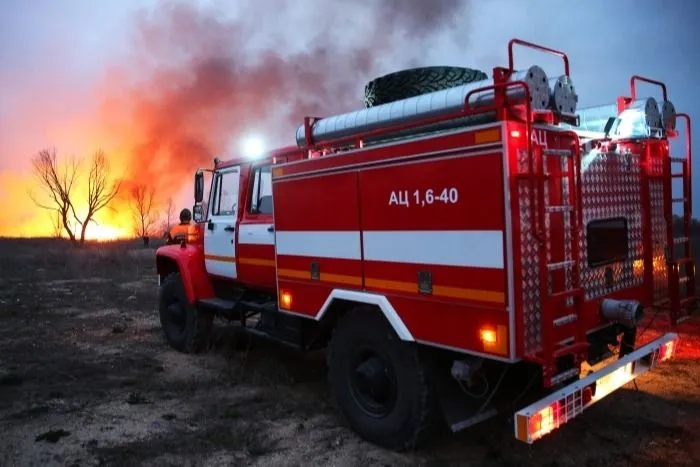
[155,144,309,352]
[198,144,305,290]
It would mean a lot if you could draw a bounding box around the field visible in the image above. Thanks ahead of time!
[1,239,700,466]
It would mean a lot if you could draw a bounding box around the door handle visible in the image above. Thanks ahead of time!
[267,226,275,232]
[224,225,235,232]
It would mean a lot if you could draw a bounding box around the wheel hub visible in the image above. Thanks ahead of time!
[350,350,397,418]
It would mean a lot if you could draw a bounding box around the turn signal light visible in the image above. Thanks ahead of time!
[280,291,293,309]
[480,328,498,345]
[479,324,508,356]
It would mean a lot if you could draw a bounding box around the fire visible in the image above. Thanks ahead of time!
[83,224,130,243]
[0,1,468,241]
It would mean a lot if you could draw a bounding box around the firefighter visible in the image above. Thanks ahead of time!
[166,208,192,244]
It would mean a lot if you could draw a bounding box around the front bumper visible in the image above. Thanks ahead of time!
[514,332,679,444]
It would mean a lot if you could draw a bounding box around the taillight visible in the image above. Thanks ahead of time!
[528,401,561,440]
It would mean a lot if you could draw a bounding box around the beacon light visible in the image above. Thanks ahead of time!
[242,136,265,159]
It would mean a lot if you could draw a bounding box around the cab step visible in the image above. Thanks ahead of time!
[240,300,278,313]
[198,297,238,315]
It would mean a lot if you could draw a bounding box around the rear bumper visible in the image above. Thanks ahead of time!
[514,332,679,444]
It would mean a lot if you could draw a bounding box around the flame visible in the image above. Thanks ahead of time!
[0,0,468,240]
[83,224,131,243]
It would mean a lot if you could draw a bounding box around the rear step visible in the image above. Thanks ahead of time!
[553,313,577,327]
[543,149,572,157]
[550,367,579,387]
[515,333,679,444]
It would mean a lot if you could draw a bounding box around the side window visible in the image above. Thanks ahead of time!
[249,165,273,215]
[209,175,221,218]
[211,169,239,217]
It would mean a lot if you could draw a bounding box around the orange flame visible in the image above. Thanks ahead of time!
[0,0,468,240]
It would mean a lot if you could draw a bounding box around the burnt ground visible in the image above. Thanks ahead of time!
[0,239,699,466]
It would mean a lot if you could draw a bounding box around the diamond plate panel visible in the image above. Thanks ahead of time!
[519,148,578,354]
[649,179,668,301]
[578,148,644,300]
[518,141,668,355]
[518,149,542,353]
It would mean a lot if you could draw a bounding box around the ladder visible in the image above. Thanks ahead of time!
[533,136,589,388]
[664,113,696,323]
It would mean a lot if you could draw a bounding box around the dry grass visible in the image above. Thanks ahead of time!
[0,239,698,466]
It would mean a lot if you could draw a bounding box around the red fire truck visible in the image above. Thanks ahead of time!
[155,39,695,450]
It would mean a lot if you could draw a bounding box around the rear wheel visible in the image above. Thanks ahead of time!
[327,308,439,450]
[158,272,213,353]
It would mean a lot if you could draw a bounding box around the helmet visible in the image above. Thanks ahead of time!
[179,208,192,223]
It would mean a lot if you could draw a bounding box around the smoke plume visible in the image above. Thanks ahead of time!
[2,0,471,237]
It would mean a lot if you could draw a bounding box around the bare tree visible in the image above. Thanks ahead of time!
[29,148,122,246]
[76,149,121,244]
[160,196,175,238]
[29,148,80,246]
[129,183,156,246]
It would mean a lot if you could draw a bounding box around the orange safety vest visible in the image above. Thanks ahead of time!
[168,223,191,243]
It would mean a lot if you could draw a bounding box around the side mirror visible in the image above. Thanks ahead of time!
[194,171,204,203]
[193,204,204,223]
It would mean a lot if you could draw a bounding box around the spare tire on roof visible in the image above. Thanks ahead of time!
[363,66,489,108]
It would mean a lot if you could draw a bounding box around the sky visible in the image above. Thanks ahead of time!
[0,0,699,236]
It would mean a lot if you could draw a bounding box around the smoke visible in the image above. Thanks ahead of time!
[104,0,470,195]
[0,0,471,237]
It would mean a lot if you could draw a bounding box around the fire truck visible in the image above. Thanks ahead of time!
[155,39,694,450]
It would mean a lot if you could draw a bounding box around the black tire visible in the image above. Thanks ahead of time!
[158,273,213,353]
[327,308,439,451]
[364,66,488,108]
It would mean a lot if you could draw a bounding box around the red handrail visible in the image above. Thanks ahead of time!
[465,80,539,236]
[630,75,668,103]
[508,38,570,76]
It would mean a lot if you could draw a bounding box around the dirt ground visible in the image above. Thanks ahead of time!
[1,239,699,467]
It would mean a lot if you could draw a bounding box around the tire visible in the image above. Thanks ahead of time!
[364,66,488,108]
[327,308,439,451]
[158,272,213,353]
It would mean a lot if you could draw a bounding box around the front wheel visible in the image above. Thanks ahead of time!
[327,308,440,451]
[158,272,213,353]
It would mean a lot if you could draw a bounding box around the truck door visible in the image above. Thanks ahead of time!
[238,163,276,290]
[204,165,240,279]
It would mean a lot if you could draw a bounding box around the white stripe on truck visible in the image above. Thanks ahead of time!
[362,230,504,269]
[274,230,504,268]
[275,231,362,260]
